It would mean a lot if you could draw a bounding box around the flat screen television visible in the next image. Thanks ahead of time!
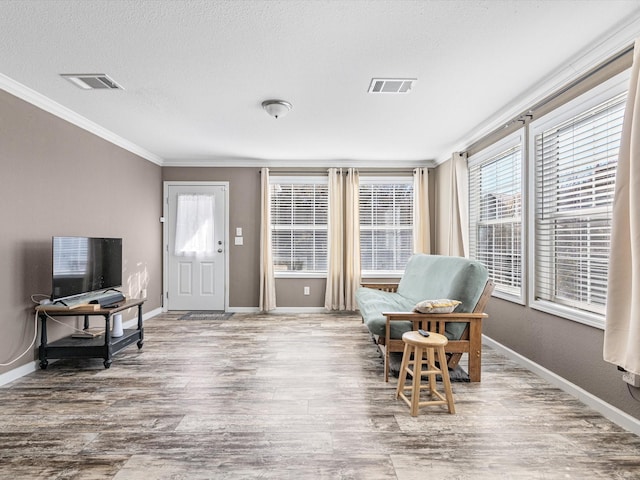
[51,236,122,301]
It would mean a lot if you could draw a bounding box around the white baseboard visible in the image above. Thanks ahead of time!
[0,307,163,388]
[227,307,260,313]
[227,307,339,314]
[483,334,640,437]
[0,361,39,387]
[272,307,329,314]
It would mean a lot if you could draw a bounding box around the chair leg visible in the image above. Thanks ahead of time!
[384,344,390,382]
[447,352,462,370]
[395,342,411,399]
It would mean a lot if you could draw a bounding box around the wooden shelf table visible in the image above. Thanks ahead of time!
[36,298,144,369]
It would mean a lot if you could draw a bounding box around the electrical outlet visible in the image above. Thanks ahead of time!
[303,286,310,296]
[622,371,640,387]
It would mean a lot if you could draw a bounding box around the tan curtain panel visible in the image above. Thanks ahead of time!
[324,167,360,311]
[259,167,276,311]
[324,168,345,310]
[604,39,640,373]
[448,152,469,257]
[413,167,431,254]
[344,168,361,310]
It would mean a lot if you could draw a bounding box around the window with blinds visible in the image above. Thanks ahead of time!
[469,138,523,297]
[533,91,626,315]
[270,178,328,274]
[359,178,413,275]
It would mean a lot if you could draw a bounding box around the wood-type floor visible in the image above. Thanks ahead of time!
[1,311,640,479]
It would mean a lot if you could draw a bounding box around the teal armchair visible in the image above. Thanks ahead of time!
[356,254,494,382]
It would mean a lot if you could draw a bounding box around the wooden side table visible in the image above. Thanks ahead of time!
[395,330,456,415]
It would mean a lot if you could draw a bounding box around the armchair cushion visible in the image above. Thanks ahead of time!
[413,299,461,313]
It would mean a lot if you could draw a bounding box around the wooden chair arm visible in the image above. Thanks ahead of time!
[361,283,399,293]
[383,312,487,335]
[383,312,488,320]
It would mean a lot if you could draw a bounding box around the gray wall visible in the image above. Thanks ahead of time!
[433,160,640,420]
[0,89,163,375]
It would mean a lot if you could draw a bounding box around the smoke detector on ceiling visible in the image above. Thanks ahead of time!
[368,78,416,94]
[60,74,123,90]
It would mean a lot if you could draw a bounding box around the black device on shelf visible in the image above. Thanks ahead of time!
[51,236,123,302]
[89,291,126,307]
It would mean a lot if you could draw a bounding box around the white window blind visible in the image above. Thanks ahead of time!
[359,179,413,275]
[469,140,523,297]
[270,178,328,274]
[534,91,626,315]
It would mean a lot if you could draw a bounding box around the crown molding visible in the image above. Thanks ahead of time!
[440,12,640,165]
[0,74,164,166]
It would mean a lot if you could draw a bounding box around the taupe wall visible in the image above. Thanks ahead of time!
[484,299,640,419]
[162,168,261,308]
[162,167,331,309]
[433,160,640,420]
[0,89,163,375]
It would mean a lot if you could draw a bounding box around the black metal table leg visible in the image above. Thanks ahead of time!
[137,304,144,349]
[39,313,48,369]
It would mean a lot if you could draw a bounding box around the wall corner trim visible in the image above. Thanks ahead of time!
[483,335,640,436]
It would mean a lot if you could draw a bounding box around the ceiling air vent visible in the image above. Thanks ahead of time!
[60,74,123,90]
[368,78,416,94]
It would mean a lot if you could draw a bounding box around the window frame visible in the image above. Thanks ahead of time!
[269,175,329,279]
[468,131,526,305]
[527,70,630,329]
[359,176,414,278]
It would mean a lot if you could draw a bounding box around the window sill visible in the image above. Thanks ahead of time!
[530,299,605,330]
[274,272,327,279]
[492,288,525,306]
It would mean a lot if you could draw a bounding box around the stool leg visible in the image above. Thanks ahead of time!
[396,342,412,399]
[437,345,456,414]
[426,346,437,397]
[410,346,423,416]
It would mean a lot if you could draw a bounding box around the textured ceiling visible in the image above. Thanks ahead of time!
[1,0,639,167]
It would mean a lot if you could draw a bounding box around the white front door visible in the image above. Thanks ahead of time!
[166,183,227,311]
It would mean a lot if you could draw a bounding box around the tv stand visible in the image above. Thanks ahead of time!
[36,298,144,369]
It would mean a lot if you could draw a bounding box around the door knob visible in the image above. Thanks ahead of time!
[218,248,223,253]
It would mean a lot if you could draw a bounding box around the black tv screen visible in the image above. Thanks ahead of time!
[51,236,122,301]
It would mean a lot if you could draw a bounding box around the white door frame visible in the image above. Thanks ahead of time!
[162,181,230,312]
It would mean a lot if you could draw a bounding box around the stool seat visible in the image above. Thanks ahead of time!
[402,330,449,348]
[395,330,456,415]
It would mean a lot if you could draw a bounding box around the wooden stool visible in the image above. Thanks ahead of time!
[395,331,456,416]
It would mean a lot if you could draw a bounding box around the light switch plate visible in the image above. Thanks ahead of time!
[236,227,243,236]
[234,236,244,246]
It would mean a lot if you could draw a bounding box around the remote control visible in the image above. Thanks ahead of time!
[418,329,430,337]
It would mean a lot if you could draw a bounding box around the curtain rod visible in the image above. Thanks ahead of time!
[261,167,420,175]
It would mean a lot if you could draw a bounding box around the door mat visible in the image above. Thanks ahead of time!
[179,311,234,320]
